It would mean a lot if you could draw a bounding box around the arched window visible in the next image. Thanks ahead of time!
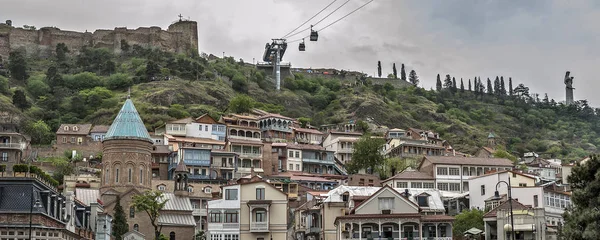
[115,168,120,183]
[188,186,193,193]
[129,206,135,218]
[140,167,143,184]
[133,224,139,231]
[128,168,132,183]
[105,168,110,184]
[158,184,166,191]
[169,231,176,240]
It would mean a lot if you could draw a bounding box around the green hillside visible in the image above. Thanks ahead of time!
[1,44,598,161]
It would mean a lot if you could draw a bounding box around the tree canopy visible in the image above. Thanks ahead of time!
[453,209,484,237]
[112,196,129,240]
[562,155,600,239]
[346,135,386,175]
[132,190,169,240]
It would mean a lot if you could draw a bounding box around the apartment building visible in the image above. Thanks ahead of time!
[323,131,362,165]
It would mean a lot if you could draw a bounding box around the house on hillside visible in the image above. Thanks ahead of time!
[90,125,109,142]
[56,124,92,145]
[322,131,363,165]
[475,132,498,158]
[0,122,29,173]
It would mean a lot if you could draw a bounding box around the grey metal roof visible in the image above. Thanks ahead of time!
[0,185,46,213]
[75,188,99,206]
[104,99,152,143]
[160,192,193,211]
[158,213,196,226]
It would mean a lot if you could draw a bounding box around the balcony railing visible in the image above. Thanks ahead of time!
[183,159,211,166]
[250,222,269,232]
[0,142,25,150]
[338,148,353,153]
[192,209,207,216]
[188,174,210,180]
[207,222,240,230]
[342,237,450,240]
[235,152,262,158]
[302,158,335,165]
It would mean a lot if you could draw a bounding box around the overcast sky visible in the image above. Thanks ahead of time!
[2,0,599,104]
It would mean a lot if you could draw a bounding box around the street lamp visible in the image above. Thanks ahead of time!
[491,176,515,240]
[29,187,42,240]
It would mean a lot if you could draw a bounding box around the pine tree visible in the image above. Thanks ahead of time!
[408,70,419,85]
[493,76,500,95]
[509,77,513,96]
[112,196,129,240]
[443,74,453,89]
[487,78,493,94]
[468,79,472,91]
[500,76,506,95]
[460,78,465,92]
[377,61,382,78]
[543,93,550,105]
[436,74,442,92]
[8,49,28,82]
[12,89,29,111]
[392,63,397,79]
[400,63,406,81]
[451,77,457,92]
[562,155,600,239]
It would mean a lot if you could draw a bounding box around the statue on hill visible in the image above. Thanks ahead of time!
[564,71,574,105]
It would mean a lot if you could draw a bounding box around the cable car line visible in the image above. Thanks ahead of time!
[287,0,375,43]
[282,0,339,39]
[285,0,351,39]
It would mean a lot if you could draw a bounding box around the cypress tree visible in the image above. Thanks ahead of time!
[452,77,457,92]
[112,196,129,240]
[500,76,506,95]
[494,76,500,95]
[377,61,382,78]
[12,89,30,111]
[509,77,513,96]
[468,79,472,91]
[392,63,397,79]
[487,78,493,94]
[460,78,464,92]
[400,63,406,81]
[436,74,442,92]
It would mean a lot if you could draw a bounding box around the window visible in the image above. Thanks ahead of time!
[512,172,517,178]
[133,224,139,231]
[140,168,143,184]
[296,164,300,171]
[0,152,7,161]
[519,183,527,187]
[254,210,266,222]
[204,187,212,193]
[115,168,119,183]
[77,137,82,145]
[62,137,66,143]
[295,151,300,158]
[436,167,448,175]
[225,189,238,200]
[128,168,132,182]
[188,186,194,193]
[205,125,209,131]
[449,168,460,176]
[423,182,435,189]
[396,182,408,188]
[417,196,428,207]
[130,206,135,218]
[480,185,485,195]
[449,183,461,192]
[256,188,265,200]
[64,126,69,131]
[170,231,175,240]
[437,183,449,191]
[70,137,75,143]
[288,151,293,158]
[534,195,539,207]
[210,212,221,222]
[158,184,166,191]
[378,197,394,210]
[289,164,293,170]
[105,168,110,184]
[73,126,78,131]
[225,212,238,223]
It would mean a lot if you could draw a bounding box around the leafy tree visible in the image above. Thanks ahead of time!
[132,190,169,240]
[486,78,493,94]
[112,195,129,240]
[8,49,28,81]
[356,120,369,133]
[231,73,248,93]
[298,117,311,128]
[62,72,104,90]
[27,74,50,99]
[562,155,600,239]
[55,43,69,62]
[392,63,397,79]
[107,73,133,90]
[12,89,29,110]
[167,104,190,119]
[23,120,53,145]
[346,135,386,175]
[513,83,530,99]
[453,209,484,237]
[400,63,406,81]
[228,94,255,113]
[195,231,207,240]
[146,60,160,81]
[436,74,442,92]
[408,70,419,85]
[0,76,8,94]
[120,39,130,53]
[509,77,513,96]
[387,73,395,79]
[377,61,382,78]
[45,66,63,92]
[443,74,453,89]
[51,157,75,184]
[493,149,517,163]
[460,78,464,92]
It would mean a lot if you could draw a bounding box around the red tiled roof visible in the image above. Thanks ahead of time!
[421,215,455,222]
[227,138,264,146]
[482,147,496,154]
[329,131,363,136]
[293,127,324,135]
[168,117,194,124]
[468,170,534,180]
[291,175,337,182]
[56,124,92,135]
[90,125,110,133]
[336,213,421,220]
[259,113,296,121]
[423,156,514,167]
[287,143,326,151]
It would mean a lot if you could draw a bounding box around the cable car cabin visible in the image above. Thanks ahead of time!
[310,30,319,41]
[299,42,306,51]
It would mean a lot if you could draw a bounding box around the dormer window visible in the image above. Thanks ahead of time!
[158,184,166,191]
[64,126,69,131]
[204,187,212,194]
[416,193,430,207]
[73,126,79,131]
[188,186,194,193]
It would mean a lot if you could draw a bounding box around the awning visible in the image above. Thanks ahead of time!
[504,224,535,232]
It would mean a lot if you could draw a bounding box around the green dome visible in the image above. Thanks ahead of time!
[104,99,152,143]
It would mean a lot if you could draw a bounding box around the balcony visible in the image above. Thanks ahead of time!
[235,152,262,159]
[151,162,160,169]
[250,222,269,232]
[188,174,210,180]
[0,142,25,150]
[183,159,211,167]
[192,209,207,216]
[208,222,240,230]
[302,158,335,165]
[228,135,261,141]
[338,148,353,153]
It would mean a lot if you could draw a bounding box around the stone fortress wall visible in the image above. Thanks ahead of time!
[0,20,198,59]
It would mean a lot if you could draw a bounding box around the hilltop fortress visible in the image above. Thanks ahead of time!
[0,19,198,58]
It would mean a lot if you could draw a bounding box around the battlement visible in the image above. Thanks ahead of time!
[0,20,198,59]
